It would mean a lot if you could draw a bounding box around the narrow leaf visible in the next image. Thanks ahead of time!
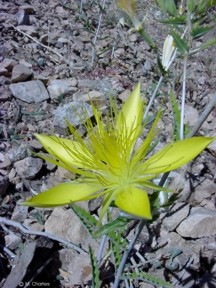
[171,31,189,54]
[89,246,101,288]
[165,0,177,16]
[191,25,215,40]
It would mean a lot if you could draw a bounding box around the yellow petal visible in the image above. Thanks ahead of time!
[141,137,215,175]
[115,83,143,152]
[115,185,152,219]
[35,133,93,169]
[22,182,104,207]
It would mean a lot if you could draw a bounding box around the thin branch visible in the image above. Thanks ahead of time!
[0,217,87,254]
[91,0,106,66]
[113,220,146,288]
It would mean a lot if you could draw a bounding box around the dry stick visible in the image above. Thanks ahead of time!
[0,216,87,254]
[90,0,106,66]
[11,25,64,60]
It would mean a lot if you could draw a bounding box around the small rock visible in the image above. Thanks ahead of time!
[17,25,38,37]
[118,89,131,102]
[14,157,43,179]
[5,233,22,250]
[163,203,190,231]
[47,78,77,100]
[53,101,93,131]
[11,200,28,222]
[11,64,33,83]
[0,58,17,72]
[10,80,49,103]
[184,104,199,127]
[176,207,216,238]
[16,9,30,25]
[7,144,29,163]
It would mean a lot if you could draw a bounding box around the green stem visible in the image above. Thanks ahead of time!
[180,56,187,140]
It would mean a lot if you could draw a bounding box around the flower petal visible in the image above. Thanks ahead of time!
[115,185,152,219]
[141,137,215,175]
[116,83,143,141]
[35,133,93,169]
[22,182,104,207]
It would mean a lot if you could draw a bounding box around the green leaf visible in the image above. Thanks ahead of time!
[141,137,215,175]
[123,271,172,287]
[169,90,181,141]
[192,38,216,53]
[191,25,215,39]
[187,0,196,13]
[70,203,97,236]
[94,216,130,238]
[156,0,166,12]
[165,0,177,16]
[159,15,186,25]
[89,246,101,288]
[171,31,189,54]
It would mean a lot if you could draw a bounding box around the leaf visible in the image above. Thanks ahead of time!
[187,0,196,13]
[123,271,172,287]
[191,38,216,54]
[71,203,97,236]
[89,246,101,288]
[171,31,189,54]
[165,0,177,16]
[94,216,130,238]
[169,90,181,141]
[141,137,215,175]
[191,25,215,39]
[159,15,186,25]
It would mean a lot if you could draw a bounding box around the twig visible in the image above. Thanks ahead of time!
[0,243,16,259]
[113,220,146,288]
[91,0,106,66]
[0,217,87,254]
[97,234,107,264]
[11,25,64,60]
[180,56,188,140]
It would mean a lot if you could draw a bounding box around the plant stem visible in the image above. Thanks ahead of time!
[113,220,146,288]
[180,56,188,140]
[143,76,163,121]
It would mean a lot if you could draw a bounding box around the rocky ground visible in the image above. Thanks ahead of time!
[0,0,216,287]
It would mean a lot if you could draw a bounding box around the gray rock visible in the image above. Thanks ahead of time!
[47,78,77,99]
[184,104,199,127]
[11,200,29,222]
[16,9,30,25]
[0,58,17,72]
[14,157,43,179]
[10,80,49,103]
[7,144,29,163]
[45,207,98,251]
[11,64,33,83]
[5,233,22,250]
[163,203,190,231]
[53,101,93,130]
[176,207,216,238]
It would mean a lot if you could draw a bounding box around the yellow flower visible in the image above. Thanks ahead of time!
[22,83,215,222]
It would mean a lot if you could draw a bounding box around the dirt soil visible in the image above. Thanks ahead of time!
[0,0,216,287]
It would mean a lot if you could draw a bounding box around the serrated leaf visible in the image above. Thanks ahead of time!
[89,246,101,288]
[123,271,172,287]
[171,31,189,54]
[70,203,97,236]
[191,25,215,39]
